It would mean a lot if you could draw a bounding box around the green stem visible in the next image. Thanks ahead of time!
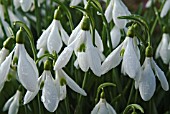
[127,81,134,105]
[75,72,88,114]
[34,0,41,36]
[38,93,42,114]
[14,21,37,60]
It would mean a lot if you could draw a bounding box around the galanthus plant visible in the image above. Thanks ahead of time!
[0,0,170,114]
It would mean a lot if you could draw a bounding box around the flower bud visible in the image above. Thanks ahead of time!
[3,37,15,50]
[81,16,90,31]
[145,45,153,57]
[44,59,52,70]
[16,28,24,44]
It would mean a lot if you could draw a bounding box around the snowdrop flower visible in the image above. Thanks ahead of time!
[145,0,155,8]
[0,4,20,37]
[54,16,104,76]
[135,46,169,101]
[105,0,131,29]
[109,26,121,49]
[0,29,38,92]
[3,89,21,114]
[91,98,116,114]
[161,0,170,18]
[102,27,141,79]
[70,0,87,6]
[24,60,60,112]
[155,33,170,64]
[37,8,69,54]
[55,69,87,100]
[14,0,44,12]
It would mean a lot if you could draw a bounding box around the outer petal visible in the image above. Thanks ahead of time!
[106,102,117,114]
[145,0,153,8]
[95,30,104,52]
[151,58,169,91]
[70,0,82,6]
[13,0,21,9]
[41,71,59,112]
[122,37,141,78]
[20,0,33,12]
[161,0,170,18]
[159,34,170,64]
[3,96,14,111]
[110,26,121,49]
[105,0,113,23]
[101,42,123,74]
[59,69,87,96]
[8,91,21,114]
[0,50,13,91]
[112,0,129,29]
[0,47,9,65]
[155,38,162,59]
[54,46,73,70]
[139,58,156,101]
[17,44,38,92]
[77,52,89,72]
[47,20,63,54]
[59,85,67,100]
[37,20,54,49]
[59,23,69,45]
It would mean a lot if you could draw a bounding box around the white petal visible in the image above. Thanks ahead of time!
[0,50,13,91]
[41,71,59,112]
[17,44,38,92]
[20,0,33,12]
[86,45,102,76]
[77,52,89,72]
[13,0,21,9]
[159,34,170,64]
[37,48,47,65]
[54,46,73,70]
[106,102,117,114]
[139,58,156,101]
[59,23,69,45]
[59,69,87,96]
[37,20,54,49]
[59,85,67,100]
[101,42,123,74]
[110,26,121,49]
[161,0,170,18]
[8,91,21,114]
[112,0,129,29]
[151,58,169,91]
[0,47,9,65]
[95,30,104,52]
[3,96,14,111]
[145,0,152,8]
[122,37,141,78]
[1,19,11,37]
[74,59,79,69]
[70,0,82,6]
[105,1,114,23]
[155,38,162,59]
[68,24,81,45]
[47,20,63,54]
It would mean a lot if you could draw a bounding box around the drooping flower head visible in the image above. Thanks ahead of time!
[135,45,169,101]
[54,16,104,76]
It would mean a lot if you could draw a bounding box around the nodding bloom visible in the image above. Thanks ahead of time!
[135,46,169,101]
[0,4,20,37]
[55,69,87,100]
[155,33,170,64]
[24,60,60,112]
[91,98,117,114]
[70,0,87,6]
[54,16,104,76]
[3,89,21,114]
[13,0,44,12]
[102,27,141,79]
[145,0,155,8]
[0,29,38,92]
[104,0,131,29]
[161,0,170,18]
[37,8,69,55]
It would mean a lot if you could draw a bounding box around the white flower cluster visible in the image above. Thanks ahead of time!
[0,0,170,114]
